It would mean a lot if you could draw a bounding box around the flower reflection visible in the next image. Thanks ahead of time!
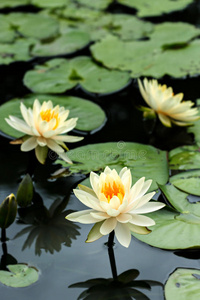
[66,166,165,247]
[5,99,83,164]
[69,269,162,300]
[15,193,80,255]
[138,78,199,127]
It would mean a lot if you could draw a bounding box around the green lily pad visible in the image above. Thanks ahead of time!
[165,268,200,300]
[0,16,16,43]
[23,56,131,94]
[75,0,113,10]
[169,145,200,170]
[169,170,200,196]
[55,142,169,191]
[0,264,39,287]
[5,13,59,41]
[147,22,200,48]
[0,0,29,8]
[31,0,69,8]
[132,184,200,249]
[0,38,36,65]
[31,30,90,57]
[0,94,106,137]
[91,34,200,78]
[117,0,194,17]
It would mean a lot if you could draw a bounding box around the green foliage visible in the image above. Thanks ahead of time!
[16,174,34,207]
[169,145,200,170]
[170,170,200,196]
[132,184,200,249]
[0,194,17,229]
[23,56,131,94]
[0,264,39,287]
[55,142,169,191]
[165,268,200,300]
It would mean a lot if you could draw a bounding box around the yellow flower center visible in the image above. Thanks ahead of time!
[101,180,125,203]
[40,109,60,129]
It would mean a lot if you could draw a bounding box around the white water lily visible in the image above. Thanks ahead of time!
[138,78,199,127]
[5,99,83,164]
[66,166,165,248]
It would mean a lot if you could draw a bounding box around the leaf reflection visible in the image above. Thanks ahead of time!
[69,269,162,300]
[14,193,80,255]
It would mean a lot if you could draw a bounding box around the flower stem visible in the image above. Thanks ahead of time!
[107,231,118,281]
[1,228,6,243]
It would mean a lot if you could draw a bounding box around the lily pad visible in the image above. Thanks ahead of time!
[5,13,59,41]
[23,56,131,94]
[132,184,200,249]
[117,0,194,17]
[91,34,200,78]
[0,94,106,137]
[0,38,36,65]
[31,30,90,57]
[31,0,69,8]
[0,0,29,8]
[169,170,200,196]
[147,22,200,48]
[165,268,200,300]
[75,0,113,10]
[0,264,39,287]
[169,145,200,170]
[0,16,16,43]
[55,142,169,191]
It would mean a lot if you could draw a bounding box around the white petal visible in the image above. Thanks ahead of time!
[90,171,100,196]
[73,189,103,211]
[66,209,97,224]
[129,214,155,227]
[132,201,165,214]
[21,137,37,151]
[129,177,145,200]
[46,139,64,153]
[109,196,120,210]
[37,136,47,147]
[116,213,132,223]
[127,191,156,212]
[52,135,83,143]
[100,218,117,235]
[20,102,32,126]
[5,116,32,135]
[90,212,109,220]
[158,114,171,127]
[106,208,120,217]
[114,222,131,248]
[58,152,73,164]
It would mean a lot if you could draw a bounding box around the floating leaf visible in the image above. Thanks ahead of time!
[55,142,169,191]
[31,0,70,8]
[0,38,35,65]
[31,30,90,57]
[91,31,200,78]
[165,268,200,300]
[169,145,200,170]
[117,0,194,17]
[0,264,39,287]
[75,0,113,10]
[169,170,200,196]
[23,56,131,94]
[0,94,106,137]
[0,0,29,8]
[5,13,59,41]
[16,174,34,207]
[132,184,200,249]
[0,16,16,43]
[0,194,17,229]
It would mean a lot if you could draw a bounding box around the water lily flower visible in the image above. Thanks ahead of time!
[66,166,165,248]
[5,99,83,164]
[138,78,199,127]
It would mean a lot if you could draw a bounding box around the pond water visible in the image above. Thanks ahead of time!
[1,1,200,299]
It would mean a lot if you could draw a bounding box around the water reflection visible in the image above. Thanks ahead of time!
[14,192,80,255]
[69,232,163,299]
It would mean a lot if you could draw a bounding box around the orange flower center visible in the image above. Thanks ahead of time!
[101,180,125,203]
[40,109,60,129]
